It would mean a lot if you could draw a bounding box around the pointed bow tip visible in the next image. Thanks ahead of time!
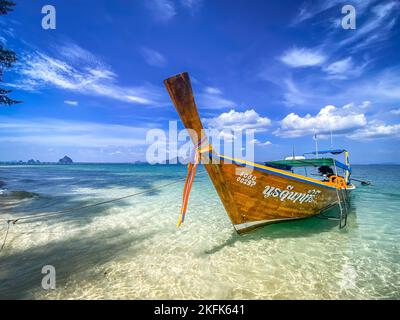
[163,72,189,84]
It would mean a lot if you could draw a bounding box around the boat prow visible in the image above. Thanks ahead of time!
[164,72,354,234]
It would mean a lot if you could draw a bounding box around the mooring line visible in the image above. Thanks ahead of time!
[0,220,13,253]
[0,178,187,224]
[0,170,208,253]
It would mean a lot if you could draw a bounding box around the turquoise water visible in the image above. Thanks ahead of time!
[0,164,399,299]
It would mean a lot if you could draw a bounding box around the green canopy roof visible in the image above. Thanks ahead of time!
[265,158,351,172]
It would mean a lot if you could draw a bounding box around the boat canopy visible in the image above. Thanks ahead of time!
[304,149,346,155]
[265,158,351,172]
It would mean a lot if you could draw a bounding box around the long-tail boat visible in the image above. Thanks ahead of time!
[164,72,355,234]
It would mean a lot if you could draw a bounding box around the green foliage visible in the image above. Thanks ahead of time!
[0,0,16,15]
[0,0,19,106]
[0,88,20,105]
[0,45,16,70]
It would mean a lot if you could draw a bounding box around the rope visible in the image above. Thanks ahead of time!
[315,212,340,221]
[0,175,203,224]
[0,220,13,253]
[333,162,347,229]
[177,137,210,227]
[0,171,207,253]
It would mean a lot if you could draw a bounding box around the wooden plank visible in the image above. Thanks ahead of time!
[221,161,338,229]
[164,73,243,226]
[164,72,341,234]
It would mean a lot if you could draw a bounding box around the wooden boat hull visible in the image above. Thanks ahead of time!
[164,72,351,234]
[210,155,344,233]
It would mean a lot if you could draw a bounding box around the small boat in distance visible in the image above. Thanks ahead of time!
[164,72,356,234]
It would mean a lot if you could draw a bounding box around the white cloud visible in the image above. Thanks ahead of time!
[248,138,259,145]
[280,47,326,68]
[354,68,399,101]
[359,101,371,109]
[281,52,367,80]
[0,25,15,41]
[140,47,167,67]
[0,117,150,148]
[58,42,102,65]
[291,0,342,25]
[291,0,399,68]
[340,1,399,51]
[293,0,377,25]
[10,44,165,106]
[275,105,367,138]
[342,101,371,110]
[324,57,353,75]
[348,123,400,140]
[203,87,222,95]
[356,67,400,101]
[145,0,202,22]
[218,130,236,142]
[342,102,355,109]
[390,108,400,115]
[283,78,310,106]
[373,1,397,18]
[203,109,271,132]
[180,0,203,11]
[146,0,177,23]
[64,100,78,106]
[249,139,272,146]
[197,87,236,109]
[271,65,400,108]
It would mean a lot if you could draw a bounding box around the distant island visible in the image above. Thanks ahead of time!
[163,155,191,165]
[0,156,74,165]
[132,160,148,165]
[27,159,41,165]
[58,156,73,164]
[1,159,45,165]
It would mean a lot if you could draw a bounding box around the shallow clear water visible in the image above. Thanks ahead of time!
[0,164,399,299]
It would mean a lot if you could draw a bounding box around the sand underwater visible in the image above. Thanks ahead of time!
[0,164,399,299]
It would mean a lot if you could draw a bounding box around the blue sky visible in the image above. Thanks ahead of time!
[0,0,399,163]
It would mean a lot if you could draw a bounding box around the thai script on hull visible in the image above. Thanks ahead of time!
[263,185,321,204]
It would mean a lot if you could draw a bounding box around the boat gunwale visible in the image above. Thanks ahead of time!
[210,153,343,190]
